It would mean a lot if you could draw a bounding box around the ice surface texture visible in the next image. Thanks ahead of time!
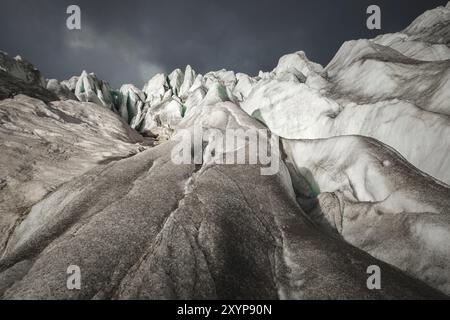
[0,2,450,299]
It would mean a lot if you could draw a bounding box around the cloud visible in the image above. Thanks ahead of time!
[2,0,446,88]
[138,62,164,84]
[64,24,164,87]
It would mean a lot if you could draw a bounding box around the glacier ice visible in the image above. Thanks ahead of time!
[74,71,114,109]
[283,135,450,293]
[46,79,77,101]
[0,51,45,87]
[168,68,184,96]
[143,73,168,105]
[1,1,450,299]
[326,40,450,115]
[118,84,147,125]
[179,65,196,99]
[372,3,450,61]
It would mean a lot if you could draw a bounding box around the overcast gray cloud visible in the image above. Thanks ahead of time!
[64,24,165,85]
[0,0,448,87]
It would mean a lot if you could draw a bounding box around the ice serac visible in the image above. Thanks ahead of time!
[60,76,79,92]
[255,51,326,89]
[233,73,258,101]
[75,71,114,109]
[179,65,196,99]
[157,98,184,128]
[276,51,323,75]
[143,73,168,106]
[168,68,184,96]
[118,84,147,126]
[46,79,77,101]
[203,69,236,91]
[200,82,232,107]
[183,86,206,115]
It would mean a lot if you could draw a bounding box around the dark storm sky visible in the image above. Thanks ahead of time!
[0,0,448,88]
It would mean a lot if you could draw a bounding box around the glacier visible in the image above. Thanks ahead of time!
[0,2,449,299]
